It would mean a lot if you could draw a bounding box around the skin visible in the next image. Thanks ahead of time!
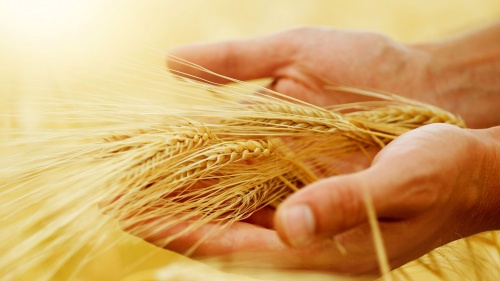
[127,25,500,275]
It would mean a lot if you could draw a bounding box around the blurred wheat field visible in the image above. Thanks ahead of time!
[1,1,500,280]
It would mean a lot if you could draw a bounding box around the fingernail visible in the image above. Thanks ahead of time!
[281,204,315,247]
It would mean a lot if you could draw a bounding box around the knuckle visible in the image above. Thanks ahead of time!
[318,181,364,233]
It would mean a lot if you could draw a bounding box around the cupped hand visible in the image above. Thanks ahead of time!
[167,27,436,109]
[124,124,495,274]
[168,26,500,128]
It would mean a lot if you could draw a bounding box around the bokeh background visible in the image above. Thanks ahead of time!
[1,0,499,103]
[0,1,499,280]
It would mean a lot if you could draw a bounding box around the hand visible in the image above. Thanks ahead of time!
[124,124,499,274]
[125,26,500,275]
[168,27,434,108]
[168,26,500,128]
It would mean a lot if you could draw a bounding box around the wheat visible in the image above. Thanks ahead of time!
[1,56,498,281]
[346,105,466,129]
[221,103,362,136]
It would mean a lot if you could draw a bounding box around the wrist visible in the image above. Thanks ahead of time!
[469,126,500,232]
[413,24,500,128]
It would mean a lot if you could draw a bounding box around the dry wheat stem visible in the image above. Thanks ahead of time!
[2,55,498,281]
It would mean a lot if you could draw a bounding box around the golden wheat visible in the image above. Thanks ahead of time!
[1,57,499,281]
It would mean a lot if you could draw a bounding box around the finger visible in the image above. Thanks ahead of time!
[241,207,275,229]
[123,211,405,274]
[246,77,325,106]
[274,142,434,248]
[167,31,295,84]
[274,172,374,248]
[266,78,318,103]
[128,217,368,273]
[160,219,390,274]
[126,216,286,256]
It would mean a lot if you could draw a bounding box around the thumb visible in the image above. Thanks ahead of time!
[166,31,295,84]
[274,157,422,248]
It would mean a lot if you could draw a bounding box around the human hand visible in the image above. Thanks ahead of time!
[123,123,499,274]
[168,27,433,108]
[124,26,500,275]
[168,26,500,128]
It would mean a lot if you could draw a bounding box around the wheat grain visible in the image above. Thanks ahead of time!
[2,55,498,281]
[221,103,359,135]
[346,105,466,128]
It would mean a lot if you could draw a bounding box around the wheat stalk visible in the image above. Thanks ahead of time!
[346,105,466,128]
[1,56,498,281]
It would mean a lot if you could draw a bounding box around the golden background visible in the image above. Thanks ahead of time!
[1,0,499,103]
[0,1,499,280]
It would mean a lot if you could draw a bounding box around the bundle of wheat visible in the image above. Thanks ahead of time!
[0,56,498,281]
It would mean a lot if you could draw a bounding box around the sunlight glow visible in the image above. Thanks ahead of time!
[0,0,97,43]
